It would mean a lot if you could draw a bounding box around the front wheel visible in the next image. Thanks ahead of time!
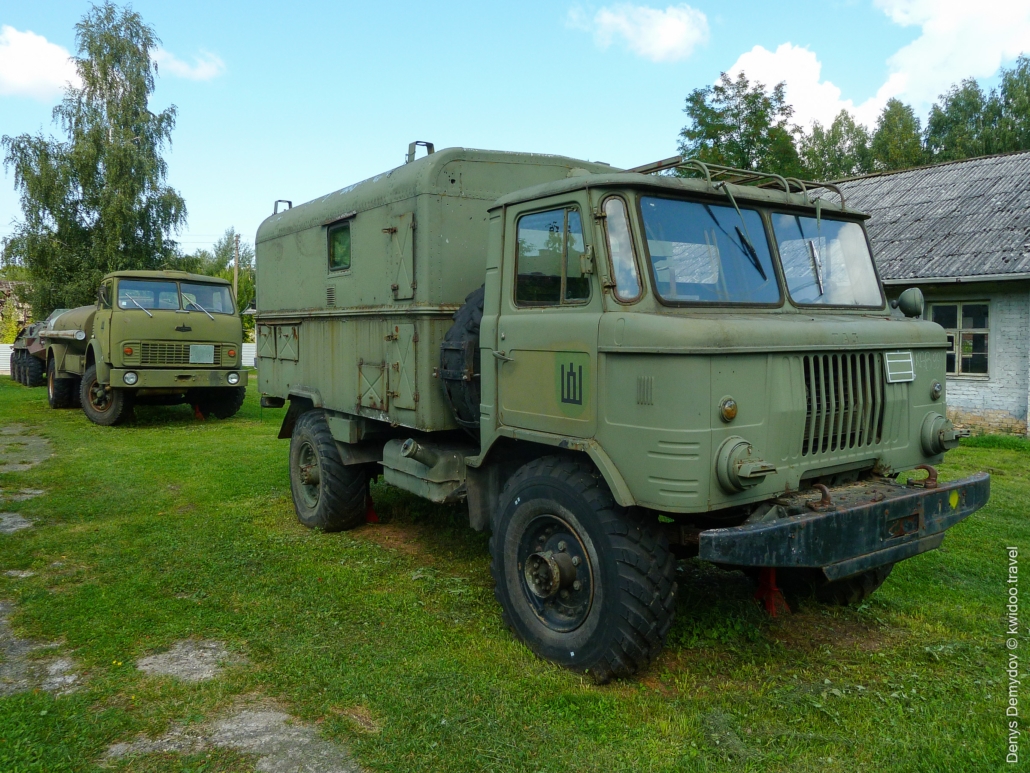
[289,409,369,532]
[490,456,678,683]
[79,364,132,425]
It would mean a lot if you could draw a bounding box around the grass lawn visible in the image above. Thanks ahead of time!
[0,377,1021,772]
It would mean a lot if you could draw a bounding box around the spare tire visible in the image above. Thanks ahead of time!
[439,285,484,436]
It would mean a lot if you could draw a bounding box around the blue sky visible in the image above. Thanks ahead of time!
[1,1,1028,254]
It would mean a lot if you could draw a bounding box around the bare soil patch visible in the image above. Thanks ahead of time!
[136,639,246,683]
[0,600,79,696]
[767,606,893,653]
[352,522,428,558]
[0,488,44,502]
[0,513,33,534]
[106,699,362,772]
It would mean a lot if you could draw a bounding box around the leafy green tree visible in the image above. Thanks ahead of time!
[870,99,926,171]
[924,79,1002,161]
[998,55,1030,151]
[173,228,255,339]
[0,294,21,344]
[679,71,803,176]
[799,110,872,179]
[1,2,186,317]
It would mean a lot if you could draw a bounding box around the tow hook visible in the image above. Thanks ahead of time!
[805,483,836,512]
[907,464,939,489]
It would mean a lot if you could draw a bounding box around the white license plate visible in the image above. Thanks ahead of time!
[189,344,215,364]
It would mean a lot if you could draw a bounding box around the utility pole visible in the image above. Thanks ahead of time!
[234,232,240,299]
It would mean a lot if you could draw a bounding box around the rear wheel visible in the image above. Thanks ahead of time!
[196,386,246,419]
[47,359,77,409]
[10,351,19,384]
[490,456,678,683]
[289,409,369,532]
[79,364,132,425]
[25,355,45,387]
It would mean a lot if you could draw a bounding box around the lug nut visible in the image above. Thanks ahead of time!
[573,580,582,591]
[571,556,580,566]
[557,541,567,551]
[560,590,569,599]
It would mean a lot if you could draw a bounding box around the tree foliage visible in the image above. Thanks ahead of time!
[870,99,925,171]
[679,72,803,175]
[800,110,872,179]
[925,79,1002,161]
[1,2,185,318]
[173,228,255,339]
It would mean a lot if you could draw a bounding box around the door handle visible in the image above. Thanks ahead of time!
[492,350,513,362]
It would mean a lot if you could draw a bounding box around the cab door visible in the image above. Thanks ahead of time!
[95,280,114,362]
[495,200,601,439]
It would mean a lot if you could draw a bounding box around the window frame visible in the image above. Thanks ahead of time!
[115,278,183,312]
[600,194,645,304]
[636,193,785,309]
[326,213,356,274]
[769,209,887,311]
[513,204,592,309]
[930,300,990,378]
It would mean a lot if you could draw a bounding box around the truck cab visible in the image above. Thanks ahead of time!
[255,147,988,682]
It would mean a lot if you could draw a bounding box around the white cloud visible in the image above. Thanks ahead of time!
[728,1,1030,132]
[0,25,80,100]
[153,48,225,81]
[571,3,709,62]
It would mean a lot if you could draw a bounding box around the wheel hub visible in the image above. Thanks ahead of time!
[524,550,576,599]
[89,380,111,411]
[517,514,594,632]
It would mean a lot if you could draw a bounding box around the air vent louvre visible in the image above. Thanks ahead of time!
[326,286,336,307]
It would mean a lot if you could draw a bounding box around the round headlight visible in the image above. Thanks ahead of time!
[227,372,240,385]
[74,330,86,341]
[123,371,138,386]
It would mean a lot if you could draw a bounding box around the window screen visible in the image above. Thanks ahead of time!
[515,207,590,306]
[328,222,351,271]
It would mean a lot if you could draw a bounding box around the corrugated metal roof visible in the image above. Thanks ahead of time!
[837,151,1030,281]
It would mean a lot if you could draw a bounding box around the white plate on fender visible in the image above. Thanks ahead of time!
[884,351,915,383]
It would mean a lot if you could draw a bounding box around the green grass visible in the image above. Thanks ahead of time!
[0,378,1020,772]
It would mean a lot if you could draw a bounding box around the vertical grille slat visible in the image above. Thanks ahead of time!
[802,351,889,458]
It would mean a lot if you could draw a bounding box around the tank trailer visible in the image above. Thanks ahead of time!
[31,270,246,425]
[255,145,989,681]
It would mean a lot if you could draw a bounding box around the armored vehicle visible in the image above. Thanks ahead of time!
[255,145,989,681]
[41,270,246,425]
[10,308,68,387]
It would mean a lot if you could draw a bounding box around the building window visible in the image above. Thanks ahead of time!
[328,221,351,271]
[931,302,989,376]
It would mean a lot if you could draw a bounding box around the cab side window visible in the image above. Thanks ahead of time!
[515,207,590,306]
[328,221,351,271]
[98,282,113,309]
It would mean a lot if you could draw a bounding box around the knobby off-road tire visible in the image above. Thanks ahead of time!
[196,386,246,420]
[9,350,18,384]
[47,359,77,409]
[439,284,484,436]
[289,410,369,532]
[490,456,678,683]
[25,354,45,387]
[776,563,895,606]
[79,364,132,426]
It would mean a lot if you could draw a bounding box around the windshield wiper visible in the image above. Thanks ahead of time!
[185,299,215,321]
[127,296,153,318]
[708,187,768,281]
[808,239,825,295]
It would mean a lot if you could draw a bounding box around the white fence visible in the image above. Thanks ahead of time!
[1,342,259,376]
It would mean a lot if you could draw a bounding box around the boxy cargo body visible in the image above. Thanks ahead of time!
[255,147,989,682]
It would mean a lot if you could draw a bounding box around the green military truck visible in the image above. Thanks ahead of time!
[255,145,989,681]
[41,270,246,425]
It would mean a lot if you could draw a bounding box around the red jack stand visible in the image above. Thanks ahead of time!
[193,404,206,421]
[364,494,379,524]
[754,567,790,617]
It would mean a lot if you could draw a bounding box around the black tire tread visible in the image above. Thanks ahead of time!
[290,410,368,532]
[25,355,45,387]
[47,359,76,409]
[198,386,247,419]
[490,455,678,683]
[439,285,484,435]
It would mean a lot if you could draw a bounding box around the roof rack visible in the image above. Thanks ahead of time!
[626,156,846,209]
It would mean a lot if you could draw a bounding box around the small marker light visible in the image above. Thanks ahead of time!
[123,346,133,356]
[720,397,738,423]
[930,380,943,401]
[227,348,236,358]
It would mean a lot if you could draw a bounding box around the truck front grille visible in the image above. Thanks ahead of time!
[138,342,223,366]
[802,352,885,456]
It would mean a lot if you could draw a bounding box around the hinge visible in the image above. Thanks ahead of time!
[412,331,420,343]
[382,227,398,235]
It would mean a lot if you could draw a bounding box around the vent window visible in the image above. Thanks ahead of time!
[328,221,351,271]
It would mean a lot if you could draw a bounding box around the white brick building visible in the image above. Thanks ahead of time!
[840,152,1030,435]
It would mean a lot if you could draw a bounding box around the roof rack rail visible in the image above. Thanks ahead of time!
[626,156,845,209]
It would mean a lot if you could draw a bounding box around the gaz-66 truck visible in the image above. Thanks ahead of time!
[37,269,246,425]
[255,145,989,681]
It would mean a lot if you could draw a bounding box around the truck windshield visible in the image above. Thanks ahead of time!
[181,282,235,314]
[118,280,180,310]
[640,197,780,304]
[771,214,883,307]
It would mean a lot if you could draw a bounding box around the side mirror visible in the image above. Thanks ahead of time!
[891,287,924,318]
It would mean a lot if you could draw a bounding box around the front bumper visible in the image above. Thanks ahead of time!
[109,368,246,389]
[699,472,990,581]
